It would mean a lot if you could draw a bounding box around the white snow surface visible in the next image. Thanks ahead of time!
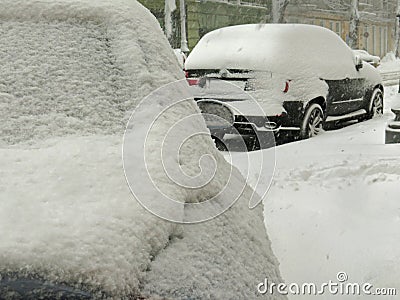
[0,0,284,298]
[186,24,359,80]
[229,86,400,299]
[379,52,400,73]
[0,0,183,145]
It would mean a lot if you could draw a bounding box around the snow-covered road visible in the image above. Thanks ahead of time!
[229,86,400,299]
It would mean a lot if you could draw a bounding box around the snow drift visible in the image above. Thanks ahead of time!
[0,0,285,298]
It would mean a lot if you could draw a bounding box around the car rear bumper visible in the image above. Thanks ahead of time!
[197,99,305,137]
[209,114,301,138]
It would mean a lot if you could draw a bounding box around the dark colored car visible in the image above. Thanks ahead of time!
[185,24,384,142]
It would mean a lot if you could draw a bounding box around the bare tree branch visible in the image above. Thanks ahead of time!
[348,0,359,49]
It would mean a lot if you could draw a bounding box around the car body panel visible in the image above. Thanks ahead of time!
[186,24,383,136]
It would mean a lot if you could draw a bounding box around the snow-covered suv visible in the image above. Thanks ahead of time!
[186,24,383,141]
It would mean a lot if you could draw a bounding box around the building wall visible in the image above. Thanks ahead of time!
[138,0,270,49]
[139,0,396,57]
[186,1,270,49]
[285,0,397,57]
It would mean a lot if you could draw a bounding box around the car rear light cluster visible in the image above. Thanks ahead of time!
[283,80,291,93]
[187,78,200,86]
[185,70,200,86]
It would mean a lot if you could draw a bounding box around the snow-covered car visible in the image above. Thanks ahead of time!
[185,24,384,141]
[353,49,381,67]
[0,0,284,299]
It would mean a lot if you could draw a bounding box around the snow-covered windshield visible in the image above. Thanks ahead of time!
[0,20,138,145]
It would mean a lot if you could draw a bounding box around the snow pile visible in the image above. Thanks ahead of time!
[229,86,400,299]
[0,0,285,298]
[378,52,400,73]
[381,52,397,63]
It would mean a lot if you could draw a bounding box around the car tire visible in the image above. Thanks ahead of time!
[212,135,228,151]
[300,103,325,139]
[253,131,276,150]
[367,88,384,119]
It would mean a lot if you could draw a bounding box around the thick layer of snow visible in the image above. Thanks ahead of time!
[0,0,183,145]
[0,0,284,298]
[379,52,400,73]
[230,86,400,299]
[353,49,380,65]
[186,24,359,80]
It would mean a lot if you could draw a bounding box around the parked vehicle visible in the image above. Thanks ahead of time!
[186,24,383,142]
[353,49,381,67]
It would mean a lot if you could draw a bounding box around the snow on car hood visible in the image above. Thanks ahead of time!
[0,0,284,298]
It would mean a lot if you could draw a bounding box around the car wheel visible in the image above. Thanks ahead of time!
[253,131,276,150]
[367,89,384,119]
[300,103,324,139]
[212,135,228,151]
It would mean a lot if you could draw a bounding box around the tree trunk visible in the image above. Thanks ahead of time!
[394,0,400,57]
[271,0,290,23]
[348,0,359,49]
[179,0,189,52]
[164,0,176,43]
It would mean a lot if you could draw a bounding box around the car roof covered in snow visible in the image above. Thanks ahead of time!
[185,24,358,79]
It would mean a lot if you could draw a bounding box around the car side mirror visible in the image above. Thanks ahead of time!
[355,55,363,71]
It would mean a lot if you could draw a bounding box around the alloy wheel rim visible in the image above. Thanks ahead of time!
[308,108,323,137]
[372,92,383,117]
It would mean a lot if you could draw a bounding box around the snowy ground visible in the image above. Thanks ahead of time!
[379,53,400,73]
[229,86,400,299]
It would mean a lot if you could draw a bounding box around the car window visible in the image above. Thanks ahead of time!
[0,20,138,145]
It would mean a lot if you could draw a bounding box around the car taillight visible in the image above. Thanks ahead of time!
[276,112,287,118]
[187,78,200,86]
[185,70,200,86]
[283,80,291,93]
